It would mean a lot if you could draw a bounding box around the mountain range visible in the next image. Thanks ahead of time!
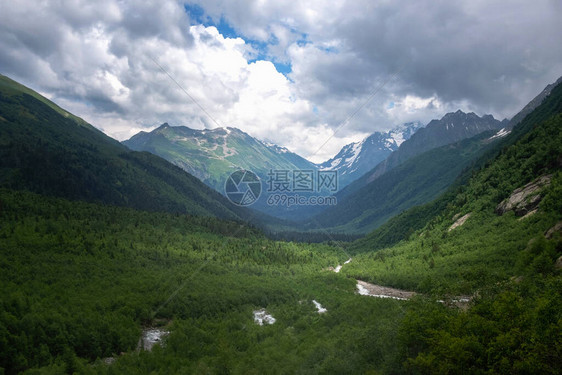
[338,110,507,199]
[306,130,504,233]
[2,71,556,237]
[122,119,427,220]
[302,89,562,233]
[317,121,424,187]
[1,72,561,374]
[122,107,510,227]
[123,124,316,193]
[123,121,425,193]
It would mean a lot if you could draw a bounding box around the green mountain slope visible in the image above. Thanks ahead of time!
[123,124,316,192]
[357,75,562,250]
[0,74,249,221]
[124,124,325,220]
[0,74,93,129]
[340,79,562,374]
[306,130,502,233]
[347,80,562,288]
[298,110,506,235]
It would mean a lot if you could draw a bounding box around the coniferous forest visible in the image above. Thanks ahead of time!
[0,6,562,367]
[0,71,561,374]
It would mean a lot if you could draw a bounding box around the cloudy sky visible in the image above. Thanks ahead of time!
[1,0,561,162]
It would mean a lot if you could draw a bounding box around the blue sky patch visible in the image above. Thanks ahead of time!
[184,3,205,23]
[184,3,237,38]
[184,3,292,76]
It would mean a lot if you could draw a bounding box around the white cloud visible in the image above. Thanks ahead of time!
[0,0,338,160]
[189,0,562,122]
[1,0,561,164]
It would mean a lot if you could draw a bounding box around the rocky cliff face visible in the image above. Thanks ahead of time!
[495,175,552,216]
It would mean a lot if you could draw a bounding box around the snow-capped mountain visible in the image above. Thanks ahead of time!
[317,121,424,187]
[336,110,507,201]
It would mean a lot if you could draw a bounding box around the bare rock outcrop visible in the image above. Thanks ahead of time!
[545,221,562,239]
[495,175,551,216]
[448,213,471,231]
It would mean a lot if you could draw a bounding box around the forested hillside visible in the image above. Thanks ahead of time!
[341,80,562,373]
[0,76,560,374]
[357,76,562,250]
[0,75,250,222]
[0,190,406,374]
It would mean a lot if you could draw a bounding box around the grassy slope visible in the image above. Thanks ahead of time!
[0,74,92,129]
[345,95,562,293]
[338,85,562,374]
[124,126,315,193]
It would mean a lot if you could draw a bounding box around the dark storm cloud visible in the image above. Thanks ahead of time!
[302,0,562,119]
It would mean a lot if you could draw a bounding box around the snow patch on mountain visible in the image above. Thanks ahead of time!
[321,156,344,171]
[259,140,292,154]
[340,139,365,174]
[317,121,424,185]
[488,127,511,141]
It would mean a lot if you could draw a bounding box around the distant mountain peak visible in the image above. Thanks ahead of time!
[123,123,317,215]
[317,121,424,186]
[387,121,424,147]
[357,110,504,187]
[151,123,243,136]
[442,110,486,120]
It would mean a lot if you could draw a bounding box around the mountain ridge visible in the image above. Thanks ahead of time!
[0,74,266,224]
[337,110,506,201]
[305,129,503,233]
[317,121,424,187]
[124,123,316,191]
[354,75,562,250]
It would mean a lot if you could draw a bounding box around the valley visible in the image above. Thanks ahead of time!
[0,73,561,374]
[1,0,561,373]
